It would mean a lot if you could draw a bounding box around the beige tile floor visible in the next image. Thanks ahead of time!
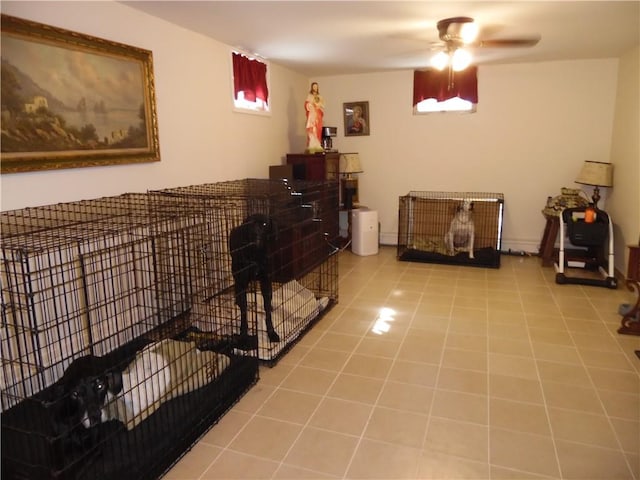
[165,247,640,479]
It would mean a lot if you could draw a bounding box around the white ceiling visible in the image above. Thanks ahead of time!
[123,1,640,77]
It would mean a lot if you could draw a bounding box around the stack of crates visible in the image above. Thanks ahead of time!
[151,178,340,362]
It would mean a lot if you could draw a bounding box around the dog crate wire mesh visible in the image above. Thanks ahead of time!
[1,193,259,480]
[397,191,504,268]
[150,178,340,363]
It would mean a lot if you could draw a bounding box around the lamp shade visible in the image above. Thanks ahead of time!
[451,48,472,71]
[339,153,363,174]
[430,48,473,72]
[430,51,449,71]
[575,161,613,187]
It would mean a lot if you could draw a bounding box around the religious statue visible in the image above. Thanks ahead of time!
[305,82,325,153]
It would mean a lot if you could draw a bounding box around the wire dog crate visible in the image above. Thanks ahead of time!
[1,193,259,480]
[151,178,340,363]
[397,191,504,268]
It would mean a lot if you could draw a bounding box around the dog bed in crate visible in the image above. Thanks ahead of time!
[248,279,331,362]
[1,337,258,480]
[187,280,335,365]
[397,192,504,268]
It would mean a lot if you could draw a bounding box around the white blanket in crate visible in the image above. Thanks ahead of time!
[105,339,230,430]
[250,280,329,356]
[188,280,330,359]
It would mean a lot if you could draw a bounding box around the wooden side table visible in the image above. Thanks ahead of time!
[539,215,559,267]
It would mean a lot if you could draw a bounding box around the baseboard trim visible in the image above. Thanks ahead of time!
[379,233,541,256]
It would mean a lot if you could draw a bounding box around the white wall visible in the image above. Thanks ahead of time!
[316,59,619,252]
[0,1,309,210]
[607,46,640,273]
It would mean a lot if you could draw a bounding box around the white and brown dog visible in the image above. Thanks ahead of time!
[445,199,475,259]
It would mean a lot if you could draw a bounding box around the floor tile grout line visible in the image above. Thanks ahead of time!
[416,269,463,472]
[168,249,638,479]
[572,284,639,474]
[564,291,639,479]
[207,258,370,479]
[269,256,403,480]
[339,258,427,479]
[537,259,637,478]
[522,260,566,479]
[484,263,493,478]
[583,288,640,373]
[248,394,640,452]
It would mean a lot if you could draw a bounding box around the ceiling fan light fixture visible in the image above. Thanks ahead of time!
[451,48,472,71]
[459,22,479,44]
[431,51,449,70]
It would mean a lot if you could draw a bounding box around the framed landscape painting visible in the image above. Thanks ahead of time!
[0,14,160,173]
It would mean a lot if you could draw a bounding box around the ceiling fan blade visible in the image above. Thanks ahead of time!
[477,36,541,48]
[428,40,446,50]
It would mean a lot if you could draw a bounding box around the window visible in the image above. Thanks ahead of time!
[413,67,478,114]
[415,97,475,113]
[232,51,269,113]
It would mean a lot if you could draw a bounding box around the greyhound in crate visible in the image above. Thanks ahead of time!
[445,199,475,259]
[229,214,280,345]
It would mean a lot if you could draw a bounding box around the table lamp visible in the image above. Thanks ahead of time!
[339,153,363,210]
[575,160,613,208]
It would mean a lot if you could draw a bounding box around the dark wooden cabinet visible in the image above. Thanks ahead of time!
[278,153,340,279]
[269,201,340,282]
[286,152,339,181]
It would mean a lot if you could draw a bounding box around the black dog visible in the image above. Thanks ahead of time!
[229,214,280,343]
[51,356,121,435]
[44,355,119,466]
[48,341,147,451]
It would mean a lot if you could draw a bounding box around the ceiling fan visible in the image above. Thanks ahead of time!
[431,16,540,71]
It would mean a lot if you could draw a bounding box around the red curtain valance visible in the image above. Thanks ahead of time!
[232,52,269,103]
[413,66,478,105]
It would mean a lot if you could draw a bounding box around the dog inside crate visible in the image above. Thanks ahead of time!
[156,179,339,363]
[1,307,256,480]
[229,214,281,346]
[1,183,339,478]
[187,276,333,363]
[398,192,504,268]
[1,196,260,480]
[223,208,334,362]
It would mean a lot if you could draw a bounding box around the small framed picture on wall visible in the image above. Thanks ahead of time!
[343,101,370,136]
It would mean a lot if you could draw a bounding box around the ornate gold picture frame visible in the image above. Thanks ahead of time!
[1,14,160,173]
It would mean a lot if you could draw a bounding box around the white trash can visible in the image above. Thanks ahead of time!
[352,208,379,256]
